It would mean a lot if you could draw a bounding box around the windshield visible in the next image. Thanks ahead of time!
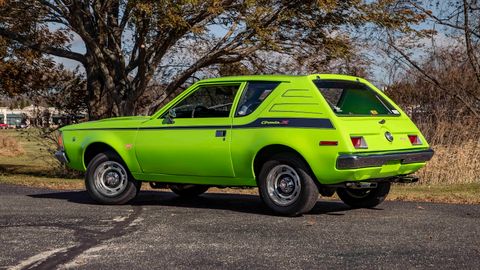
[314,80,400,116]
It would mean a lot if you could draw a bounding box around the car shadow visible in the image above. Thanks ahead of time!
[29,190,365,216]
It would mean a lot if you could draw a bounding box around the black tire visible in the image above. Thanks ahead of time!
[336,182,391,208]
[85,152,141,205]
[258,153,318,216]
[170,185,209,197]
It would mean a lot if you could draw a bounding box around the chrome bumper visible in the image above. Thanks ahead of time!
[54,150,69,164]
[336,149,434,169]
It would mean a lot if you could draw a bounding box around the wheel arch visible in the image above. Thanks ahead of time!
[83,142,122,168]
[252,144,318,184]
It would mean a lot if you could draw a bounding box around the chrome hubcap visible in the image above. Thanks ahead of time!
[94,161,128,197]
[266,164,301,206]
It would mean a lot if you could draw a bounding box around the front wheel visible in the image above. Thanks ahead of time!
[258,153,319,216]
[85,152,141,204]
[336,182,391,208]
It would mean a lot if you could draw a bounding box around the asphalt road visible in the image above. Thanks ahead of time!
[0,184,479,270]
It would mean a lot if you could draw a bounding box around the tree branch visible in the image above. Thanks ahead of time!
[387,35,479,117]
[409,1,480,39]
[0,27,86,64]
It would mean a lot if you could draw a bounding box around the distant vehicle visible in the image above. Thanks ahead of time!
[0,123,8,129]
[55,74,434,216]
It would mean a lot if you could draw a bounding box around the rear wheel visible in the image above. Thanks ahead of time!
[336,182,391,208]
[170,185,209,197]
[258,153,318,216]
[85,152,141,204]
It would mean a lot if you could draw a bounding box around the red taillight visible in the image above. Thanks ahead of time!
[408,135,422,145]
[351,136,368,149]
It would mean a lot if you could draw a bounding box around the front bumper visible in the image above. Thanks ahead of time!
[54,150,69,164]
[336,149,434,170]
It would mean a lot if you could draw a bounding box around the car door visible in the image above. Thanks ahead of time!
[135,83,243,177]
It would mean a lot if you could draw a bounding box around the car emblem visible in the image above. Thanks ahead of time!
[385,131,394,142]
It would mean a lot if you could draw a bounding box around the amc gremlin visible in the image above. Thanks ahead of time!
[56,74,433,216]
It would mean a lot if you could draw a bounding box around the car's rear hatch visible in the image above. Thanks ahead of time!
[335,116,426,153]
[314,79,428,153]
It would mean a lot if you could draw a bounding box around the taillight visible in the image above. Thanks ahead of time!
[351,136,368,149]
[408,135,422,145]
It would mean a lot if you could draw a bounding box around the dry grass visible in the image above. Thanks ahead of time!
[0,133,25,157]
[414,120,480,185]
[0,174,84,190]
[388,183,480,204]
[417,142,480,184]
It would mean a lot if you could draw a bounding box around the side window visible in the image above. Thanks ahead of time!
[236,82,280,116]
[170,84,240,118]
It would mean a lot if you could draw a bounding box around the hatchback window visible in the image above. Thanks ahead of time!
[171,84,240,118]
[314,80,399,116]
[236,82,280,116]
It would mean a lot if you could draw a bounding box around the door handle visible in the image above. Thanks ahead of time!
[215,130,227,137]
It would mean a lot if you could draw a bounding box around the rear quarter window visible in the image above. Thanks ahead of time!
[236,82,280,116]
[314,80,400,116]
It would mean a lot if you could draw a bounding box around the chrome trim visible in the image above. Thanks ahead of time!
[384,131,394,142]
[336,149,434,169]
[93,161,128,197]
[266,164,301,206]
[54,150,69,164]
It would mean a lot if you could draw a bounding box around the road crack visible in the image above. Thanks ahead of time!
[13,206,143,270]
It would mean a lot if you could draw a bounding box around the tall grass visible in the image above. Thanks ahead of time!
[414,118,480,184]
[383,47,480,185]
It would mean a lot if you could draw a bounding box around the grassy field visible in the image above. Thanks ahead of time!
[0,129,61,175]
[1,129,479,204]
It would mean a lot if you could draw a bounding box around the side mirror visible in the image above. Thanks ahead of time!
[163,109,176,124]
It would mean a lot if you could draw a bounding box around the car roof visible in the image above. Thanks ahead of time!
[199,74,363,83]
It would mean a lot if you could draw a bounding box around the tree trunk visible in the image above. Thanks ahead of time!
[85,60,113,120]
[87,78,136,120]
[85,62,141,119]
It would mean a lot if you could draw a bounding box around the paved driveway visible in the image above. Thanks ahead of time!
[0,184,479,269]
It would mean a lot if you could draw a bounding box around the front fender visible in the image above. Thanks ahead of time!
[63,130,141,173]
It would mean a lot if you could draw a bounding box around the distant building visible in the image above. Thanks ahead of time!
[0,106,82,128]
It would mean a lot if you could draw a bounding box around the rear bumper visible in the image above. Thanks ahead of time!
[54,150,69,164]
[336,149,434,170]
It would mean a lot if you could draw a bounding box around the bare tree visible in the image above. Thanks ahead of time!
[0,0,427,119]
[383,0,480,117]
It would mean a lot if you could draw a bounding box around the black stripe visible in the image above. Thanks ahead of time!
[235,118,334,129]
[64,118,334,131]
[140,125,231,130]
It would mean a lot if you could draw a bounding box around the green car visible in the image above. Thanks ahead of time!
[56,74,433,216]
